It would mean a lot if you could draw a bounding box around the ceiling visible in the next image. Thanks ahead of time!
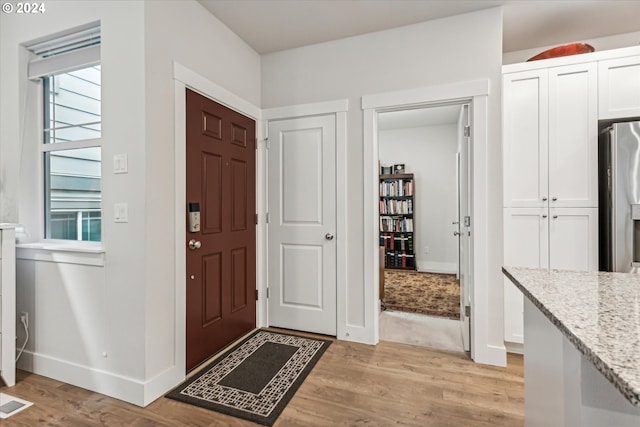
[199,0,640,55]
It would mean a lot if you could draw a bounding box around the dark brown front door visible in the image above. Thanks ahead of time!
[185,88,256,370]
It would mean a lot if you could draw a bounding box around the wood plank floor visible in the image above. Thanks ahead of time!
[1,334,524,426]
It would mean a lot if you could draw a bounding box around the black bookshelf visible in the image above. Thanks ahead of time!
[379,173,416,270]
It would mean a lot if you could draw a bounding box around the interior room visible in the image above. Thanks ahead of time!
[1,0,639,425]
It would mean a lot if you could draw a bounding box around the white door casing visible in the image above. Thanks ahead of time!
[363,79,502,365]
[457,103,471,352]
[267,115,337,335]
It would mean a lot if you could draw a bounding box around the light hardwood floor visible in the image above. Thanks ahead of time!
[1,334,524,426]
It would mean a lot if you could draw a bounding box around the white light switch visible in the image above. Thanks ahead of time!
[113,154,128,174]
[114,203,128,223]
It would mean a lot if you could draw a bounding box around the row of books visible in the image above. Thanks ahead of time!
[380,217,414,232]
[379,198,413,215]
[384,250,415,269]
[379,232,414,251]
[379,179,414,197]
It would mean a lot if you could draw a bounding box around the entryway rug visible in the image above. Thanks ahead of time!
[383,270,460,319]
[166,329,331,426]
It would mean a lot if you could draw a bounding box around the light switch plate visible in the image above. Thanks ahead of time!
[114,203,128,223]
[113,154,128,174]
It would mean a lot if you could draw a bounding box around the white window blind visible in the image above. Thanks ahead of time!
[25,22,100,80]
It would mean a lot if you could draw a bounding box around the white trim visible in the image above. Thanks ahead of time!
[173,63,260,120]
[262,99,349,120]
[362,80,507,365]
[362,79,490,111]
[16,349,177,407]
[264,99,349,342]
[417,261,458,275]
[172,63,265,395]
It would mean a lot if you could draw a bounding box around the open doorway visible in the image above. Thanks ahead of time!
[377,102,471,354]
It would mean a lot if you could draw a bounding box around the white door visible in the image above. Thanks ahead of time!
[267,115,337,335]
[457,104,472,352]
[503,207,549,344]
[548,208,598,271]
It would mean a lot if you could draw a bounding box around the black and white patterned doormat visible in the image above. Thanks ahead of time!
[166,329,331,426]
[0,393,33,419]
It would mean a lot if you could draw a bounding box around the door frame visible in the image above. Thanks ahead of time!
[173,63,264,379]
[362,79,497,363]
[262,100,348,338]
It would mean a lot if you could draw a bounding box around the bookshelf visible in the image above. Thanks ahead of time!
[379,173,416,270]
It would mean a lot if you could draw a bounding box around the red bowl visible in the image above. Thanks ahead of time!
[527,43,595,62]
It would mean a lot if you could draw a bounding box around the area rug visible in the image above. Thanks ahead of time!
[166,329,331,426]
[383,270,460,319]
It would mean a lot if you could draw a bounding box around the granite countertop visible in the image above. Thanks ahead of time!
[502,267,640,407]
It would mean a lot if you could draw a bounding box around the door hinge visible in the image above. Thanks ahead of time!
[465,305,471,317]
[464,216,471,227]
[264,137,270,149]
[255,213,259,224]
[266,213,270,224]
[464,125,471,138]
[255,289,259,300]
[266,287,270,299]
[255,137,258,150]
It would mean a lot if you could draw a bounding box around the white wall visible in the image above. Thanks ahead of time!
[262,7,505,362]
[1,0,261,405]
[379,125,458,273]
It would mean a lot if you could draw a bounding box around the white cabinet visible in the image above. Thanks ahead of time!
[547,64,598,208]
[503,62,598,346]
[0,227,16,387]
[548,208,598,271]
[503,63,598,209]
[503,208,598,344]
[503,208,548,344]
[598,55,640,119]
[503,70,548,208]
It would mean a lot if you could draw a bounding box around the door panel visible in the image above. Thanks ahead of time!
[503,70,549,208]
[549,208,598,271]
[186,89,256,370]
[548,63,598,208]
[268,115,337,335]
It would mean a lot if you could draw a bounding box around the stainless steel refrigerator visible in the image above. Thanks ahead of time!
[598,120,640,273]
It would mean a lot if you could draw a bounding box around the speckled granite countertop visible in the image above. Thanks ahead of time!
[502,267,640,407]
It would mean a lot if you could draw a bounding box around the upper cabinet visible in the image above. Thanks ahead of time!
[598,55,640,119]
[503,62,598,209]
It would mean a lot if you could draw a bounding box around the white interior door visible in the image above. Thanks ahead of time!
[458,104,471,352]
[268,115,337,335]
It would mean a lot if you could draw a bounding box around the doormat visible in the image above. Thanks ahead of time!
[166,329,331,426]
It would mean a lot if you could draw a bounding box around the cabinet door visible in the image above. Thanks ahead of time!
[548,208,598,271]
[503,70,549,208]
[599,55,640,119]
[548,63,598,208]
[503,208,549,344]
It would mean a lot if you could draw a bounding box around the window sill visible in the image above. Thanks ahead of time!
[16,241,105,266]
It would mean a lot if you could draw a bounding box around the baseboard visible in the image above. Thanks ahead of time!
[505,341,524,355]
[417,261,457,274]
[17,351,183,407]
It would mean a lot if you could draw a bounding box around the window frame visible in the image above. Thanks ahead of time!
[41,63,103,243]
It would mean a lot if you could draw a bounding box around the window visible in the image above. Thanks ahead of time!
[26,23,102,242]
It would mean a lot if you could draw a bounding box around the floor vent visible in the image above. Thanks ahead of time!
[0,393,33,419]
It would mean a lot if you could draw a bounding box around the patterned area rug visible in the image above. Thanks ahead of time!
[383,270,460,319]
[166,330,330,426]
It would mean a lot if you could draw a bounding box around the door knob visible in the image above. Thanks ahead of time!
[552,197,557,201]
[188,239,201,250]
[452,221,459,225]
[453,231,462,236]
[325,233,334,240]
[542,197,548,201]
